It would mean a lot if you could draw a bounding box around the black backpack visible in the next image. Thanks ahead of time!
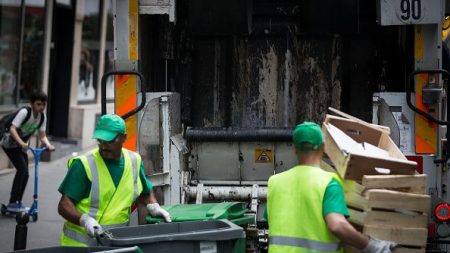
[0,106,45,140]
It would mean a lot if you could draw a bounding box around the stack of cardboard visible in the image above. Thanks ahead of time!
[322,109,430,253]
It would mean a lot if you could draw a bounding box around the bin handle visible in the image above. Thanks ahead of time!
[96,230,113,246]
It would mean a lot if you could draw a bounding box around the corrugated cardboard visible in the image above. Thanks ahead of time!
[323,114,417,182]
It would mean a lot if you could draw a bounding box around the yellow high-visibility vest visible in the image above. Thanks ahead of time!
[267,165,343,253]
[61,148,143,246]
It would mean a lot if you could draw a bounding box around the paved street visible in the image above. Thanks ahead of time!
[0,149,89,252]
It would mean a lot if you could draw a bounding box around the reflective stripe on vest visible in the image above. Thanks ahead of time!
[63,222,128,246]
[270,236,341,252]
[87,154,99,218]
[128,150,139,201]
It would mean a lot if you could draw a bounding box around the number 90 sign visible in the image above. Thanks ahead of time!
[377,0,443,26]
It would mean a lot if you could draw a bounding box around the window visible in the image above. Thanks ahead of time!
[77,0,100,104]
[0,1,21,105]
[21,0,46,102]
[0,0,46,106]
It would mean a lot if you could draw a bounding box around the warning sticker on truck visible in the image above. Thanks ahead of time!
[255,149,273,163]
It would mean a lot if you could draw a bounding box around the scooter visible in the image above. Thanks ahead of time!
[1,146,47,222]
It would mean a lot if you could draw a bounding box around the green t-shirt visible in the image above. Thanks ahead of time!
[322,178,349,217]
[58,155,152,202]
[263,178,349,220]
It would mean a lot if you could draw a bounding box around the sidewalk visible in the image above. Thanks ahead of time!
[0,145,94,252]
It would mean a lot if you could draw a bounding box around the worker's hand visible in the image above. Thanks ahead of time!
[79,214,103,237]
[146,203,172,223]
[20,142,29,150]
[362,236,397,253]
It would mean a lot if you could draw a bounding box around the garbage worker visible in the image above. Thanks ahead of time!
[267,122,397,253]
[57,114,171,246]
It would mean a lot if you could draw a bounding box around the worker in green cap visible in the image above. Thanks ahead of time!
[57,114,171,246]
[267,121,397,253]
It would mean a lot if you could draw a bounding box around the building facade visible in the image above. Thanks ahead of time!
[0,0,114,170]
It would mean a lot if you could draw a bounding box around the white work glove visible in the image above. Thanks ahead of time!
[362,236,397,253]
[146,203,172,223]
[79,214,103,237]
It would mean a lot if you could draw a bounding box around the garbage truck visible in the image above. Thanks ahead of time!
[103,0,450,251]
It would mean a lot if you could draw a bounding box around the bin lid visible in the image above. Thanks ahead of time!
[146,202,248,224]
[100,220,245,246]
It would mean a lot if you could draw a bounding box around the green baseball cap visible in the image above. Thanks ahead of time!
[293,121,323,151]
[93,114,126,142]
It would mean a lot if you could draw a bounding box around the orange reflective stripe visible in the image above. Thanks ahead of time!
[119,95,137,113]
[115,74,137,151]
[114,0,139,151]
[124,117,137,150]
[415,73,437,154]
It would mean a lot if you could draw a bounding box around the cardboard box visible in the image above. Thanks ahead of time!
[323,114,417,182]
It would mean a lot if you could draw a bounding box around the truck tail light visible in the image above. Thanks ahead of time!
[435,203,450,222]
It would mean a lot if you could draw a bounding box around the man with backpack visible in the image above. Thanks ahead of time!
[0,91,55,213]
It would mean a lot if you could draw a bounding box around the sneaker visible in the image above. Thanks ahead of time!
[7,201,29,213]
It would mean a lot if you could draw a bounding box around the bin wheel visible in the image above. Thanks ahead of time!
[1,205,6,215]
[31,213,38,222]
